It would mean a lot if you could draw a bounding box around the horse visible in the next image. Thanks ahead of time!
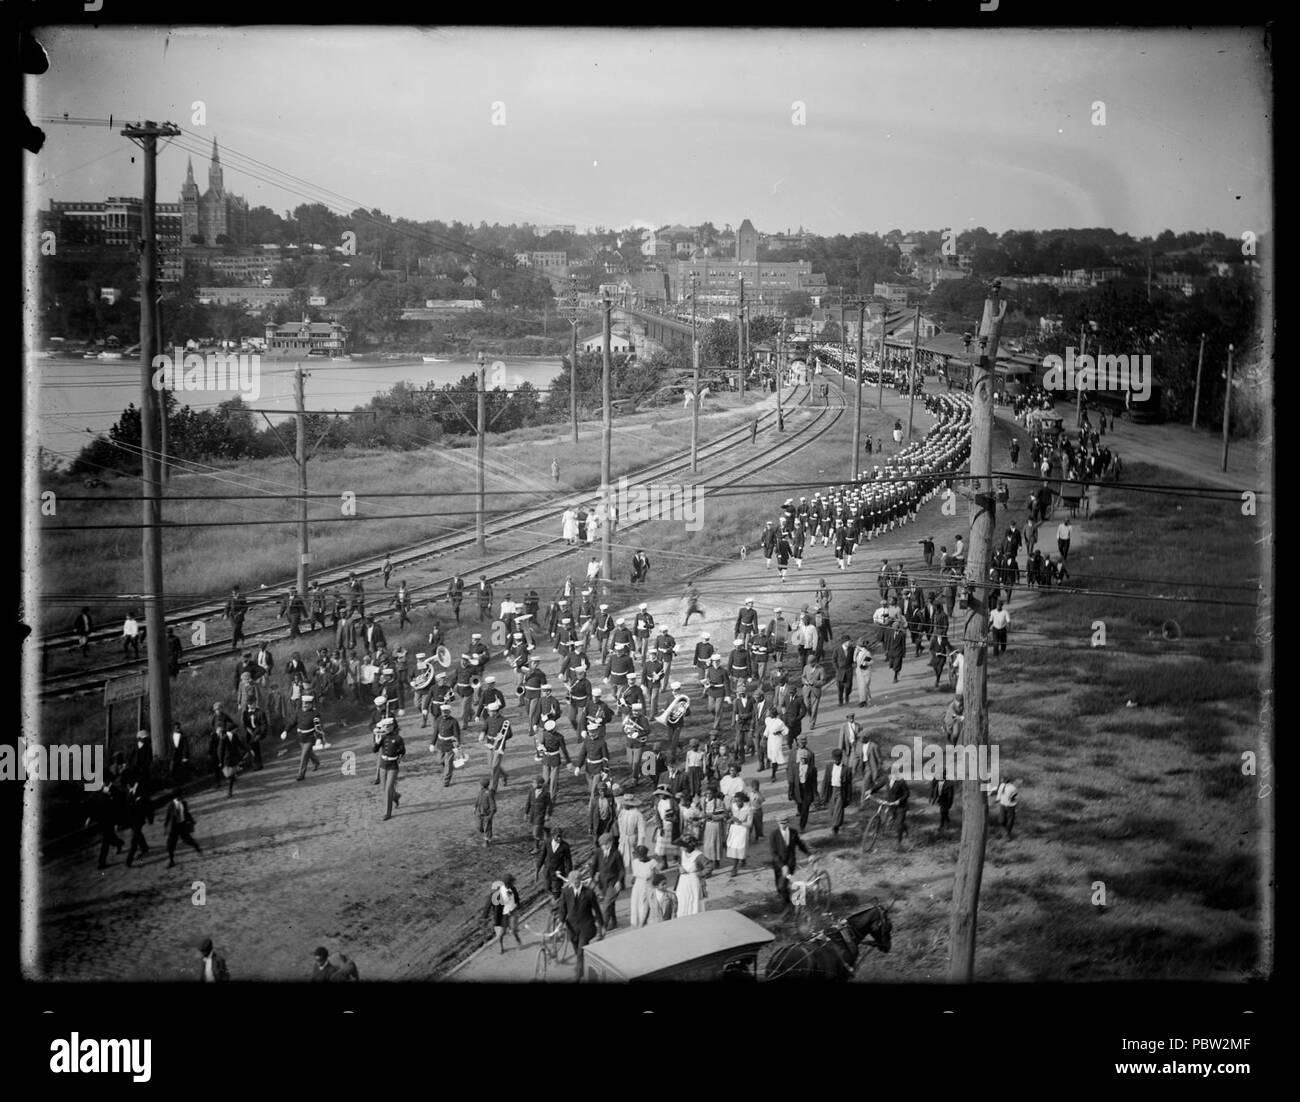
[763,902,893,982]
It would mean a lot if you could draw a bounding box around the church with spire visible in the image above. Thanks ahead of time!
[181,137,248,245]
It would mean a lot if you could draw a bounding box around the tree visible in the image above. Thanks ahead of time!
[779,291,812,317]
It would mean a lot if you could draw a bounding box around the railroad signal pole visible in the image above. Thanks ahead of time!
[122,119,179,760]
[1191,331,1207,430]
[476,350,487,552]
[948,279,1006,983]
[601,297,613,586]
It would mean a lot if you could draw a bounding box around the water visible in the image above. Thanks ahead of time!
[31,355,563,461]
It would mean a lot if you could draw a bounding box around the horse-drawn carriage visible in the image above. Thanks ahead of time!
[1026,408,1064,446]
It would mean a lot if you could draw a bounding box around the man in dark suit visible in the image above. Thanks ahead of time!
[310,947,337,982]
[769,813,811,907]
[198,938,229,982]
[365,618,387,653]
[590,832,625,929]
[557,869,606,980]
[537,826,573,898]
[832,634,855,705]
[788,736,818,830]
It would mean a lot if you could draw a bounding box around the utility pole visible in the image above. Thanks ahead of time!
[1220,343,1235,472]
[123,119,179,760]
[907,305,921,442]
[155,293,168,485]
[294,364,310,594]
[839,300,847,396]
[601,297,613,585]
[1076,323,1088,429]
[476,350,487,552]
[690,273,700,473]
[854,301,865,470]
[776,315,786,431]
[737,276,746,399]
[563,274,580,443]
[877,305,886,410]
[1191,331,1207,430]
[948,279,1006,983]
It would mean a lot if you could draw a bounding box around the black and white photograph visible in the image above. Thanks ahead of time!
[19,17,1274,1034]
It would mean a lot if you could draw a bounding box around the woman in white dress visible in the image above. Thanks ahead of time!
[561,508,578,545]
[616,791,645,875]
[628,844,657,927]
[726,792,753,877]
[676,835,709,917]
[764,714,789,784]
[586,508,600,546]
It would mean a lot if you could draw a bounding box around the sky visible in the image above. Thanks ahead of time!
[25,26,1272,239]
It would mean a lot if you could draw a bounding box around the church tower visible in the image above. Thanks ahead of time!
[208,137,224,197]
[181,156,200,243]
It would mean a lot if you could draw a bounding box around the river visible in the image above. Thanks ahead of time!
[31,354,563,463]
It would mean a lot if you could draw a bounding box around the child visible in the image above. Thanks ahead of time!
[474,777,497,846]
[746,778,765,844]
[684,739,706,802]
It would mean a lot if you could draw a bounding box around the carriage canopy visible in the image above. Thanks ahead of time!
[581,909,774,982]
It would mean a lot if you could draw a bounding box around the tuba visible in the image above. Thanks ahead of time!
[622,713,643,740]
[433,645,452,668]
[411,659,436,692]
[655,692,692,726]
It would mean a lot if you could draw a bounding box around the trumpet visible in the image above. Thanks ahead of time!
[515,684,527,698]
[469,675,482,691]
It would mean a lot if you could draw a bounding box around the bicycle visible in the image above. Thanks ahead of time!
[860,795,897,854]
[785,855,831,937]
[530,904,570,981]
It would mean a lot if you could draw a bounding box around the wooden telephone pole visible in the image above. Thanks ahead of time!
[843,294,869,478]
[1191,332,1207,430]
[601,297,614,585]
[122,119,179,759]
[907,305,921,442]
[476,351,487,552]
[1220,343,1235,472]
[737,276,746,399]
[947,279,1006,983]
[690,273,700,472]
[877,305,887,410]
[560,274,580,443]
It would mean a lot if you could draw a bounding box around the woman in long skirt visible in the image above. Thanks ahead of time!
[680,794,704,846]
[726,792,753,877]
[764,714,789,784]
[701,785,727,864]
[628,845,656,927]
[676,836,709,917]
[616,792,645,875]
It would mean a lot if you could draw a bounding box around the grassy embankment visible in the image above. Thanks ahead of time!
[861,461,1263,980]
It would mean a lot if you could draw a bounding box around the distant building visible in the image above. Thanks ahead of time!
[533,224,576,236]
[529,251,568,270]
[44,196,184,281]
[580,330,633,354]
[184,250,278,285]
[672,258,815,309]
[873,282,912,306]
[180,138,248,245]
[264,316,348,354]
[735,218,758,263]
[198,286,295,309]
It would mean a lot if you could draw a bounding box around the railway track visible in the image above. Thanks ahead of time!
[40,384,846,701]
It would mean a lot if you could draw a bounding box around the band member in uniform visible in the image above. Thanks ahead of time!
[692,633,715,699]
[521,658,546,731]
[538,684,563,736]
[642,651,667,720]
[476,675,506,739]
[620,676,647,719]
[454,653,476,728]
[768,608,789,666]
[594,604,615,660]
[568,670,593,732]
[537,718,571,801]
[652,625,677,686]
[431,701,462,788]
[750,629,772,685]
[507,631,533,695]
[574,713,612,797]
[660,681,691,761]
[484,704,511,788]
[605,642,635,710]
[609,617,634,655]
[727,637,752,694]
[633,603,654,663]
[373,717,404,820]
[704,655,730,733]
[734,599,759,646]
[623,702,651,786]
